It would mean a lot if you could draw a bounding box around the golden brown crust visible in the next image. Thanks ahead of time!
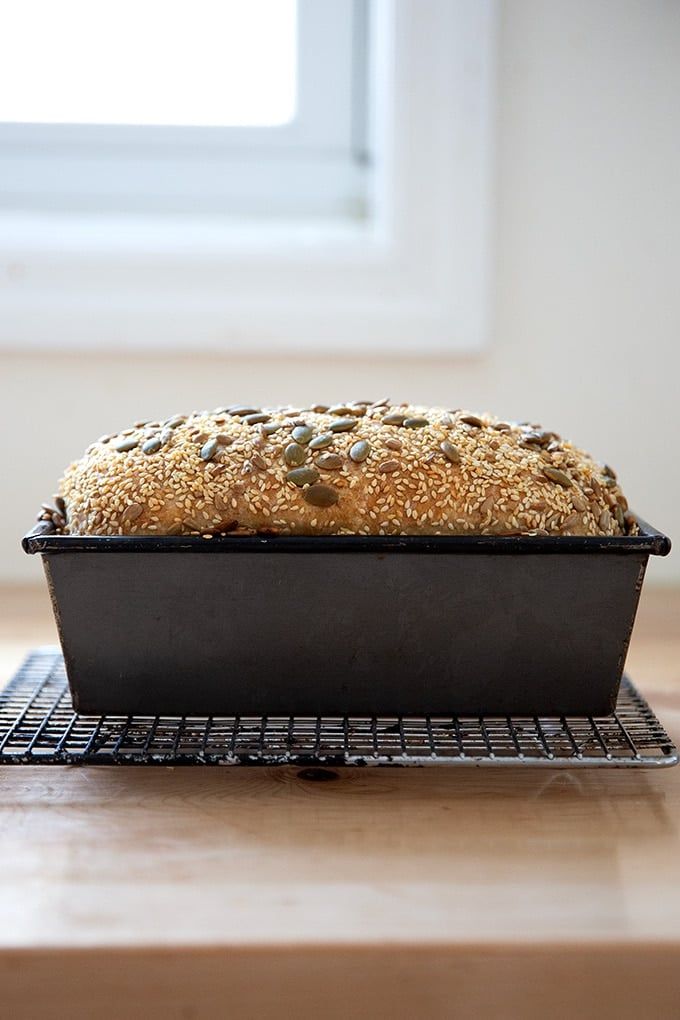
[57,402,634,538]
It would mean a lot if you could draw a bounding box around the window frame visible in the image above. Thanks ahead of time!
[0,0,498,354]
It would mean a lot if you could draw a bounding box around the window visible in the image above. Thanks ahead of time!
[0,1,497,353]
[0,0,368,218]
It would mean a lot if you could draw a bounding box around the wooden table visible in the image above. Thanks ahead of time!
[1,584,679,1020]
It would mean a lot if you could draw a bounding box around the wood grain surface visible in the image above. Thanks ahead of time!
[1,583,679,1019]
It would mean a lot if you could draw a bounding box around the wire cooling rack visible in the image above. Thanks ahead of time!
[0,648,677,768]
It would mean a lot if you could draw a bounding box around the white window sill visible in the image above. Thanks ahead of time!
[0,210,380,258]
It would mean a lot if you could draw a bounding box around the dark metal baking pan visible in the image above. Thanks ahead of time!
[23,516,671,718]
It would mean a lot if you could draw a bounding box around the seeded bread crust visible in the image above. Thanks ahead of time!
[54,402,634,538]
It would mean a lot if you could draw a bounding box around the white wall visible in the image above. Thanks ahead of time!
[2,0,678,582]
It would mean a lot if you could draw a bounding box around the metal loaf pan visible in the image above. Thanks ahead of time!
[23,517,671,718]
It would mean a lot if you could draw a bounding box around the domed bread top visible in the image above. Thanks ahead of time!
[52,402,634,538]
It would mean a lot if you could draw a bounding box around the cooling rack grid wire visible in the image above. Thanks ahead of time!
[0,648,677,767]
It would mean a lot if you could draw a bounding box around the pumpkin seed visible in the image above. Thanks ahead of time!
[243,413,270,426]
[543,466,572,488]
[378,459,400,473]
[403,417,428,429]
[185,517,207,532]
[382,412,406,426]
[229,406,260,417]
[440,441,461,464]
[522,431,551,447]
[349,439,370,462]
[292,425,314,444]
[121,503,144,522]
[142,437,162,455]
[303,483,339,507]
[284,443,307,467]
[309,433,334,450]
[480,494,495,515]
[286,467,320,487]
[328,417,357,433]
[200,438,219,462]
[112,437,139,453]
[316,453,344,470]
[328,405,353,416]
[262,422,283,436]
[614,504,625,529]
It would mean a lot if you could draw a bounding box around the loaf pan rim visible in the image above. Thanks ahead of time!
[22,514,671,556]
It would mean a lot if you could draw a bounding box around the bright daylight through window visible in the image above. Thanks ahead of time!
[0,0,298,127]
[0,0,361,217]
[0,2,496,355]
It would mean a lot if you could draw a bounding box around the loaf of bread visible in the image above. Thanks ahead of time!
[51,402,634,538]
